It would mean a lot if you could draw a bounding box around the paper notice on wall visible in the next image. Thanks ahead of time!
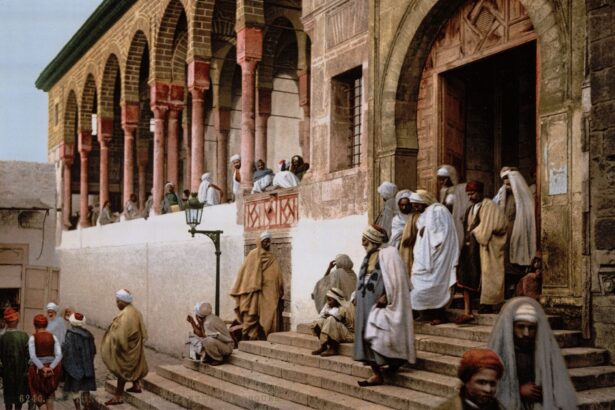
[549,166,568,195]
[542,113,568,196]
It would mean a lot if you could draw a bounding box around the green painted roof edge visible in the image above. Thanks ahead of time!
[35,0,137,92]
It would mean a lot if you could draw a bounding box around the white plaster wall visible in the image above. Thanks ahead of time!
[58,203,243,356]
[267,74,302,170]
[0,161,59,268]
[290,213,368,328]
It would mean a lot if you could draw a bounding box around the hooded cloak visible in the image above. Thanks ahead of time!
[312,254,357,312]
[375,182,398,239]
[198,172,221,205]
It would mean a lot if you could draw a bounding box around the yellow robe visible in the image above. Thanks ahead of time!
[230,245,284,340]
[101,304,149,381]
[471,199,508,305]
[399,212,420,278]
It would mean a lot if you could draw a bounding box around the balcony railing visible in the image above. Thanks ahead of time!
[244,188,299,231]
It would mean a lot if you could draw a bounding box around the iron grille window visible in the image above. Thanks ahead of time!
[350,77,362,167]
[331,66,363,172]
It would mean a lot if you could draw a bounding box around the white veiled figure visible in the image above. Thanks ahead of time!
[388,189,413,248]
[411,202,459,310]
[487,297,577,410]
[252,174,275,193]
[272,171,299,189]
[437,165,471,250]
[493,170,536,266]
[375,182,398,239]
[198,173,221,205]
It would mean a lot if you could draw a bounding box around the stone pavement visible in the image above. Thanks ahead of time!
[0,324,178,410]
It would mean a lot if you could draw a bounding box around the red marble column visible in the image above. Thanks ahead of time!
[151,105,167,215]
[182,114,192,193]
[255,88,272,164]
[137,140,149,211]
[188,60,210,193]
[215,107,231,200]
[237,27,263,191]
[78,131,92,227]
[97,116,113,207]
[121,103,139,205]
[167,108,181,188]
[59,143,74,229]
[298,70,311,162]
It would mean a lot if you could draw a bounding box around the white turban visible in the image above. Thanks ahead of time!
[260,231,272,241]
[115,289,133,304]
[230,154,241,162]
[68,312,87,327]
[437,167,450,177]
[195,302,212,318]
[377,181,398,200]
[395,189,413,204]
[500,166,517,179]
[514,303,537,323]
[409,192,428,205]
[46,302,59,312]
[437,164,459,185]
[201,172,212,182]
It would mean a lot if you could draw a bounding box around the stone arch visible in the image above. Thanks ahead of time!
[259,17,296,90]
[124,31,150,104]
[188,0,216,61]
[80,74,97,132]
[171,31,188,85]
[99,54,122,117]
[379,0,568,151]
[153,0,187,82]
[63,90,79,144]
[213,45,236,109]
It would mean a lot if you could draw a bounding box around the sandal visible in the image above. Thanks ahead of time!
[357,376,384,387]
[104,398,124,406]
[454,314,475,325]
[126,386,142,393]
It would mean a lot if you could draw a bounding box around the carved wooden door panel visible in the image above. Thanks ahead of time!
[23,266,59,334]
[440,75,466,178]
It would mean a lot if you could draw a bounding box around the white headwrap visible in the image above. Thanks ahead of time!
[115,289,133,303]
[164,182,174,192]
[409,192,428,204]
[514,303,538,323]
[198,172,212,203]
[194,302,212,318]
[230,154,241,162]
[68,312,87,327]
[46,302,59,312]
[260,231,272,241]
[377,182,398,200]
[437,164,459,185]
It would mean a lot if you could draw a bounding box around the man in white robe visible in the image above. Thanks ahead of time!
[493,168,537,297]
[437,164,471,250]
[411,189,459,325]
[375,181,398,239]
[46,302,66,345]
[197,172,222,205]
[388,189,413,249]
[230,154,241,200]
[123,193,140,220]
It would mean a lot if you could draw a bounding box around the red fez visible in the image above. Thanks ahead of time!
[465,180,484,193]
[74,312,84,321]
[33,314,48,328]
[458,348,504,382]
[3,308,19,322]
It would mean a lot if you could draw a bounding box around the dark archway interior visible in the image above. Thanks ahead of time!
[441,41,536,197]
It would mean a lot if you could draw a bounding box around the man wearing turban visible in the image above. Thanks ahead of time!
[354,225,415,386]
[28,314,63,408]
[411,189,459,325]
[437,164,472,250]
[437,348,505,410]
[487,297,577,410]
[101,289,149,406]
[311,287,355,357]
[230,154,241,200]
[62,312,96,409]
[230,231,284,341]
[375,181,398,239]
[186,302,234,365]
[0,308,29,409]
[455,181,508,324]
[46,302,66,346]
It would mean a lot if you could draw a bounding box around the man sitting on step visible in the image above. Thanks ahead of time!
[311,287,354,357]
[186,302,234,365]
[487,297,577,410]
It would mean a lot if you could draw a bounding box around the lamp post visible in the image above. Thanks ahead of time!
[185,192,224,316]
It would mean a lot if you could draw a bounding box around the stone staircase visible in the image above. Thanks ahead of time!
[98,310,615,409]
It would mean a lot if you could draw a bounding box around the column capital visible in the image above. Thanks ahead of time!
[59,142,74,161]
[78,130,92,154]
[169,84,185,108]
[151,104,168,117]
[187,60,210,91]
[97,116,113,144]
[237,27,263,64]
[150,82,170,107]
[121,102,140,131]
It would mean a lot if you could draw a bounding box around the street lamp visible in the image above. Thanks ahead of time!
[185,192,223,316]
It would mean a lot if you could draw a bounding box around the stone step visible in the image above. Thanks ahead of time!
[156,363,310,410]
[569,366,615,391]
[577,386,615,410]
[181,358,444,409]
[444,309,563,328]
[104,378,186,410]
[92,387,138,410]
[230,347,459,399]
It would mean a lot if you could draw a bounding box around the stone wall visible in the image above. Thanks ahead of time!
[587,0,615,360]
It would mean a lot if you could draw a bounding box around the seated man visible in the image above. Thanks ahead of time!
[252,159,275,193]
[311,287,354,357]
[437,348,505,410]
[281,155,310,181]
[186,302,234,365]
[273,159,300,189]
[198,172,223,205]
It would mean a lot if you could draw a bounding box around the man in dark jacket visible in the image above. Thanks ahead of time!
[0,308,29,410]
[62,312,96,410]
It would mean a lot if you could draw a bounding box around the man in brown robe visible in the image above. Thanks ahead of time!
[456,181,507,324]
[101,289,149,406]
[230,231,284,341]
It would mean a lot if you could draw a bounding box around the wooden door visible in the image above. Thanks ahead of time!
[440,75,466,178]
[23,266,60,334]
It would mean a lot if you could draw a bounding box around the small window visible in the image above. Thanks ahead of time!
[54,103,59,126]
[330,66,362,172]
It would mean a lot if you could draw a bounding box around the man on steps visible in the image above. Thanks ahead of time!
[311,287,354,357]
